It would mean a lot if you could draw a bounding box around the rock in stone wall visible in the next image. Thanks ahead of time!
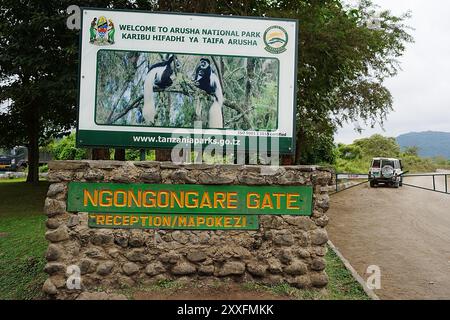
[42,161,333,299]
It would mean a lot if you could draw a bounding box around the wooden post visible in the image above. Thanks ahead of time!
[92,148,110,160]
[140,149,146,161]
[114,149,126,161]
[281,154,294,165]
[155,149,172,162]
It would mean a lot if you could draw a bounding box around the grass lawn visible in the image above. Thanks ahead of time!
[0,179,49,300]
[0,178,369,300]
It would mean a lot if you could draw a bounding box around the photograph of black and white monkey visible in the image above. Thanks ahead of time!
[192,58,224,128]
[142,54,175,124]
[95,50,279,130]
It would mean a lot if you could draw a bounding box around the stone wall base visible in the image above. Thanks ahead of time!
[42,161,333,299]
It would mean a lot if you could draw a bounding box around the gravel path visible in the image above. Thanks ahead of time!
[327,176,450,300]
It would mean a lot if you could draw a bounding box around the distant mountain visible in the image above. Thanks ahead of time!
[397,131,450,159]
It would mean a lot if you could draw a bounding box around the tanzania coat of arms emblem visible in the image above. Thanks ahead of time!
[89,16,115,45]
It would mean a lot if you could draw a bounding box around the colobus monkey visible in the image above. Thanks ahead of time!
[143,55,175,124]
[192,58,224,129]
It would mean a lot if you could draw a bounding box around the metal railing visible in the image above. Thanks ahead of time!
[334,173,369,194]
[402,173,449,195]
[333,172,450,195]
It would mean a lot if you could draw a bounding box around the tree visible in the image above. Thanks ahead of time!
[290,0,412,164]
[403,146,419,157]
[0,0,154,182]
[335,134,402,173]
[337,143,363,160]
[0,0,412,177]
[152,0,413,164]
[46,132,87,160]
[0,1,78,182]
[353,134,401,158]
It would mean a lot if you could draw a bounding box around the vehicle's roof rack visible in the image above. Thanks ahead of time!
[372,157,400,161]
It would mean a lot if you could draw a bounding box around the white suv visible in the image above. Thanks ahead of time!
[369,158,404,188]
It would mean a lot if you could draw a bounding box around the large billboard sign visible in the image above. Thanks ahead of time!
[77,8,298,154]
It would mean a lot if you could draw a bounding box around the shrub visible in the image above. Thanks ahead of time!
[47,133,87,160]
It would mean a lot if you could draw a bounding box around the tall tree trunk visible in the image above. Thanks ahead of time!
[26,127,39,184]
[154,92,172,162]
[295,127,306,165]
[26,102,39,184]
[242,58,255,131]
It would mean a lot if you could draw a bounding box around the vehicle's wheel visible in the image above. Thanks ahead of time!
[370,181,376,188]
[394,181,400,188]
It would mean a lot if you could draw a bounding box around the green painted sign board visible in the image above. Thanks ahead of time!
[67,182,313,216]
[77,9,298,154]
[88,213,259,230]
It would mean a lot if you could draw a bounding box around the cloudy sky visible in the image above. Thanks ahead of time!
[335,0,450,144]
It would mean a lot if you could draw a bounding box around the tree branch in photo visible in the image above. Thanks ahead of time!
[106,80,132,124]
[107,79,254,126]
[211,56,224,91]
[105,57,146,124]
[225,107,256,127]
[109,95,144,124]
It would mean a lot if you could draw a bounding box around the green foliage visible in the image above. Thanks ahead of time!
[337,144,362,160]
[292,0,412,163]
[334,134,402,173]
[47,133,87,160]
[125,149,142,161]
[335,157,371,174]
[352,134,401,158]
[433,156,450,167]
[0,0,82,181]
[0,0,413,167]
[402,146,419,157]
[299,130,338,165]
[400,154,437,173]
[335,134,450,173]
[122,149,156,161]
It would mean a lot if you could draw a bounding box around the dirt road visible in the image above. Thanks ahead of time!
[327,175,450,300]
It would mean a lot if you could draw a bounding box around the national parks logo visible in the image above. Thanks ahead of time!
[89,16,116,45]
[263,26,288,54]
